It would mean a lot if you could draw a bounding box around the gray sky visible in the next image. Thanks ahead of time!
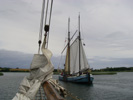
[0,0,133,68]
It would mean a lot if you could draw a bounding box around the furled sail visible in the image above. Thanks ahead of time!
[12,37,54,100]
[70,38,90,74]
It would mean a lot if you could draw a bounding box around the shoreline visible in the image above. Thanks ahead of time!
[1,71,133,75]
[91,72,117,75]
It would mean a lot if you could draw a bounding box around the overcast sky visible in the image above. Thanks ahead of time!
[0,0,133,68]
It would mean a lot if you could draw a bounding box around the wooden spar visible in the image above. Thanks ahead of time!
[61,30,77,54]
[42,81,64,100]
[68,18,70,74]
[78,14,81,74]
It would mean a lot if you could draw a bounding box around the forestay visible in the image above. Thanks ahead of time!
[70,38,90,74]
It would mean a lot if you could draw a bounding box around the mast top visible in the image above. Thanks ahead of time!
[78,13,81,40]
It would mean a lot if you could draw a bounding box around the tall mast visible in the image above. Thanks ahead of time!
[68,18,70,74]
[79,14,81,74]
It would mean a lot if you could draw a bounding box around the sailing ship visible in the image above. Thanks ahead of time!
[59,16,94,84]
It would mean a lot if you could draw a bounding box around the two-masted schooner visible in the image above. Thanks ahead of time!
[59,15,94,84]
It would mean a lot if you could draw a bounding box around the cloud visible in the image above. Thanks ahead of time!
[0,49,64,69]
[0,49,33,68]
[0,0,133,60]
[89,56,133,69]
[0,49,133,69]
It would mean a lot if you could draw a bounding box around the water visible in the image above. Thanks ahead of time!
[0,72,133,100]
[55,72,133,100]
[0,72,29,100]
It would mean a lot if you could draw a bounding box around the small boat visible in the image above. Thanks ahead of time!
[59,15,94,84]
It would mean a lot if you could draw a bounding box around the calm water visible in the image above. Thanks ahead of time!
[0,72,133,100]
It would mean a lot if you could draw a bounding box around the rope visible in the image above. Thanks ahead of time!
[46,0,53,48]
[43,0,49,49]
[38,0,45,54]
[57,54,63,72]
[58,36,68,70]
[38,0,53,53]
[44,0,49,26]
[44,0,53,48]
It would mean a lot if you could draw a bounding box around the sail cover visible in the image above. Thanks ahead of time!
[70,38,90,74]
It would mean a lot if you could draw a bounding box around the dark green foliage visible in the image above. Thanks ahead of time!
[0,72,4,76]
[0,67,10,72]
[92,67,133,72]
[53,69,58,72]
[91,72,117,75]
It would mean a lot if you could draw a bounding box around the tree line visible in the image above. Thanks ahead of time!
[1,67,133,72]
[0,67,29,72]
[92,67,133,72]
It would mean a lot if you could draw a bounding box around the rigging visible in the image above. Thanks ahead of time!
[38,0,53,54]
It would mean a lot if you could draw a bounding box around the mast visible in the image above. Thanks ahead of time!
[78,14,81,74]
[68,18,70,74]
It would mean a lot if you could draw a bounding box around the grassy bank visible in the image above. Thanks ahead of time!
[0,67,30,72]
[0,72,4,76]
[91,72,117,75]
[10,68,30,72]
